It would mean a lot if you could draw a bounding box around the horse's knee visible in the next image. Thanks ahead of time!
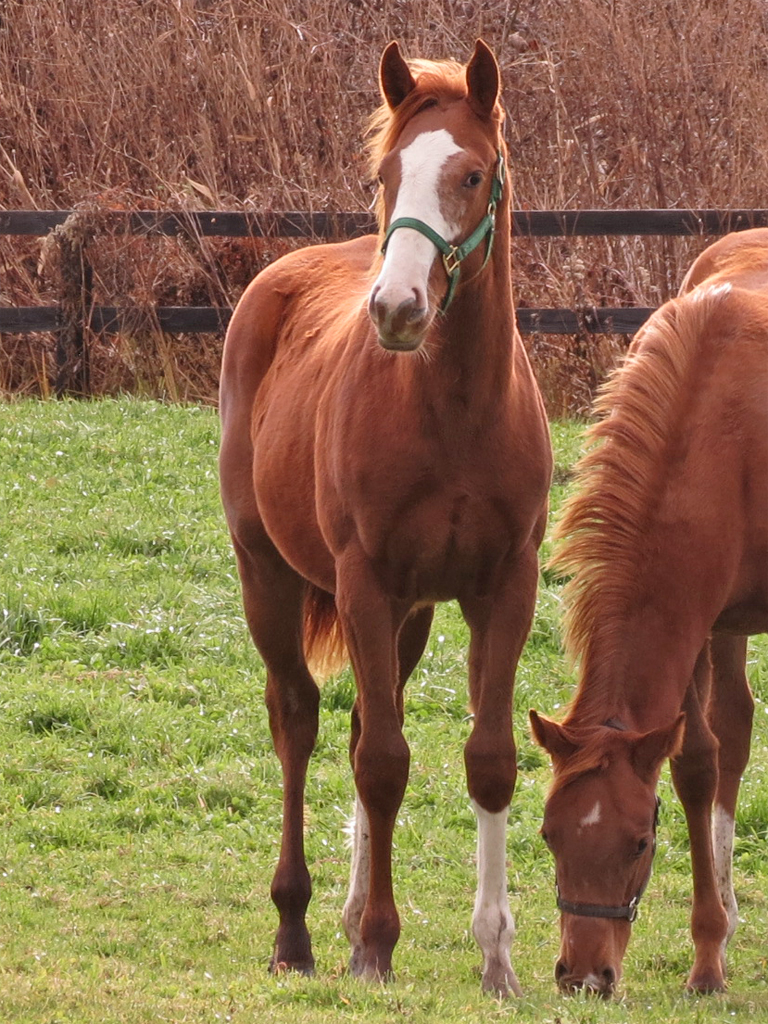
[464,732,517,813]
[266,676,320,761]
[354,731,410,818]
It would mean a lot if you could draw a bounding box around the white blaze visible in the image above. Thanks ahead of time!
[372,129,462,312]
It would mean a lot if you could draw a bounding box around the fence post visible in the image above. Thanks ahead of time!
[52,212,94,396]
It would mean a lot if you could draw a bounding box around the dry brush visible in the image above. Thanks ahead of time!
[1,0,766,409]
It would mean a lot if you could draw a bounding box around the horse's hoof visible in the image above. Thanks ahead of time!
[348,945,364,977]
[481,959,523,998]
[269,954,315,977]
[686,968,726,994]
[348,946,393,983]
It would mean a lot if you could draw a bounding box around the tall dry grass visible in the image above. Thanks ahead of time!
[1,0,766,408]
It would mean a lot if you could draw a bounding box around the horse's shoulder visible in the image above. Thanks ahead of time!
[259,234,378,284]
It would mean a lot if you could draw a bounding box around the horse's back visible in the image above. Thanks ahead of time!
[671,283,767,631]
[679,227,768,295]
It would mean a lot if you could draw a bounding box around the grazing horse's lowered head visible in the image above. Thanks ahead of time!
[368,40,506,350]
[530,713,686,996]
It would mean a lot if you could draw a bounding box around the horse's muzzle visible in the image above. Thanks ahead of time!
[369,289,430,351]
[555,959,616,998]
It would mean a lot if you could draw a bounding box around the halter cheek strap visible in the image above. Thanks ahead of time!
[555,796,661,925]
[380,150,506,313]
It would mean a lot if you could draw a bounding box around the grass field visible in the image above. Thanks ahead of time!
[0,398,765,1023]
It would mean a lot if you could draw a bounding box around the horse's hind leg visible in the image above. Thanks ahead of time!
[231,525,320,975]
[670,643,729,993]
[708,634,753,969]
[342,605,434,972]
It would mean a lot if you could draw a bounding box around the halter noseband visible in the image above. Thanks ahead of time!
[380,150,506,313]
[555,796,661,924]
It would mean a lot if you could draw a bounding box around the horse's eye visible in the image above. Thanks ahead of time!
[463,171,483,188]
[540,828,552,849]
[635,837,649,857]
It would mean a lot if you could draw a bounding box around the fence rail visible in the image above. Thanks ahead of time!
[2,207,767,239]
[0,304,656,336]
[2,207,767,394]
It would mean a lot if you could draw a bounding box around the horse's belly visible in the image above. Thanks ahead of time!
[252,401,336,593]
[714,562,768,634]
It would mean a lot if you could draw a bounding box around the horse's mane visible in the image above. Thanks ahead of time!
[551,286,733,706]
[366,57,503,234]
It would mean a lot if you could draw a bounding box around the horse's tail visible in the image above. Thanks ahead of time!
[303,584,348,680]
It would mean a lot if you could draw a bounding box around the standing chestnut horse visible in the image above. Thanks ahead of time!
[531,228,768,997]
[219,41,551,995]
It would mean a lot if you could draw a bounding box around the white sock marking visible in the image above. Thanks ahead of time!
[471,800,519,993]
[342,795,370,948]
[712,805,738,947]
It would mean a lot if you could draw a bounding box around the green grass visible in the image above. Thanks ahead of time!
[0,397,765,1023]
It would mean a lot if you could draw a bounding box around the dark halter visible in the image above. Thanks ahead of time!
[555,796,661,924]
[380,150,506,313]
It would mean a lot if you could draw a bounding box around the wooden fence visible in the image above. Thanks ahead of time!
[1,207,767,394]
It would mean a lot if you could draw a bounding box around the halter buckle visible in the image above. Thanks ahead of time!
[442,246,461,276]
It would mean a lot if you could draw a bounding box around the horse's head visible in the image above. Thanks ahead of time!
[529,710,685,997]
[368,39,506,351]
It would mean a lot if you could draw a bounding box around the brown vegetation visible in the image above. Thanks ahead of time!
[1,0,766,409]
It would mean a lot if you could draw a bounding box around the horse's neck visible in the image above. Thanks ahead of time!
[567,605,710,733]
[433,222,517,393]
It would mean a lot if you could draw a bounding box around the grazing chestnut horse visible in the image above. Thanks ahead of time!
[530,228,768,997]
[219,41,552,995]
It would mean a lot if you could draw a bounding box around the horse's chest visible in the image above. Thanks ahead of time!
[356,484,529,601]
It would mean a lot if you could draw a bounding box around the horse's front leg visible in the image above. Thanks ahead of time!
[670,645,729,993]
[336,550,412,981]
[343,606,434,974]
[459,544,539,997]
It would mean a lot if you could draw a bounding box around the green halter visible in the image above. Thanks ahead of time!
[380,150,506,313]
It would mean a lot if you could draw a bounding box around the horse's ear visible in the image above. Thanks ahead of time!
[380,41,416,110]
[631,713,686,781]
[529,710,577,760]
[466,39,500,119]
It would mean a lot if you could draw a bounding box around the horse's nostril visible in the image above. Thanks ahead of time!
[555,959,569,982]
[602,966,616,989]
